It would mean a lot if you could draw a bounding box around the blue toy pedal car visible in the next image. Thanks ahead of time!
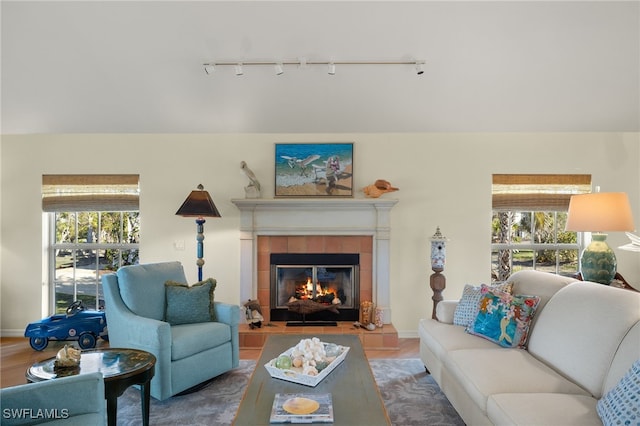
[24,301,109,351]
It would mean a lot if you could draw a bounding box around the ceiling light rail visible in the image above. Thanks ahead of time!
[203,59,426,76]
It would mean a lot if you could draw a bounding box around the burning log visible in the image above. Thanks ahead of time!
[287,299,339,315]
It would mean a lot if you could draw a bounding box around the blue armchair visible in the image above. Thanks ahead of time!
[102,261,239,401]
[0,372,106,425]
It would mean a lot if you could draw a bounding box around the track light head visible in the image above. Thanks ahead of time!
[202,58,427,76]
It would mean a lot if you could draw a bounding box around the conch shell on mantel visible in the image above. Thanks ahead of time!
[362,179,399,198]
[55,344,81,367]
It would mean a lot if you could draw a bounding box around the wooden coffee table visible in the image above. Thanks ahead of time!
[26,348,155,426]
[234,334,390,425]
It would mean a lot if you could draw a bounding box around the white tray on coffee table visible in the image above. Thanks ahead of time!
[264,342,349,387]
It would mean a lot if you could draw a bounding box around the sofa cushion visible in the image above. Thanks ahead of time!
[467,285,540,348]
[603,321,640,394]
[488,393,601,426]
[117,262,187,321]
[597,359,640,426]
[418,319,499,363]
[435,300,458,324]
[528,282,640,398]
[165,278,217,325]
[170,321,231,361]
[506,269,575,330]
[445,348,590,412]
[453,282,513,327]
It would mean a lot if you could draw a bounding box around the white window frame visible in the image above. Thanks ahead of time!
[491,210,582,280]
[491,174,591,282]
[48,211,139,313]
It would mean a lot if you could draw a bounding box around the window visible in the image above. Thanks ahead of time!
[491,174,591,282]
[43,175,140,313]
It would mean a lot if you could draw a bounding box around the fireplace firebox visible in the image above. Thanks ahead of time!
[270,253,360,322]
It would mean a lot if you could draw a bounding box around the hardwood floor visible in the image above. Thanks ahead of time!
[0,337,419,389]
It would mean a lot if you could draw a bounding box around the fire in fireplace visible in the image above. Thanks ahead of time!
[270,253,360,322]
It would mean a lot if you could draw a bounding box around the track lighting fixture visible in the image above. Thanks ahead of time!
[203,59,425,76]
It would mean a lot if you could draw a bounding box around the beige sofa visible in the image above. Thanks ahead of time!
[419,270,640,425]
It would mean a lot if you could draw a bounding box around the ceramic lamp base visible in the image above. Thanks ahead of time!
[580,233,616,285]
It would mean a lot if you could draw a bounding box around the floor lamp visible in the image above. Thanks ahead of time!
[176,184,221,281]
[566,192,635,284]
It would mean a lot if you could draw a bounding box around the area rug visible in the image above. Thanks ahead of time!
[116,358,465,425]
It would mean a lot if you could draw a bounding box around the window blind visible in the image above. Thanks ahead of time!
[492,174,591,211]
[42,174,140,212]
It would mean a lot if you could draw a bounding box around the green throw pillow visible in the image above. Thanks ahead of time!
[164,278,217,325]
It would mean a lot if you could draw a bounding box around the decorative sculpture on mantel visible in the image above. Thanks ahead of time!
[430,227,447,319]
[240,161,261,198]
[363,179,398,198]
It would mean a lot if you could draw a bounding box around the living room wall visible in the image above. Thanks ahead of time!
[1,133,638,337]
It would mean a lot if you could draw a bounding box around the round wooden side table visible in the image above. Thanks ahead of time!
[26,348,155,426]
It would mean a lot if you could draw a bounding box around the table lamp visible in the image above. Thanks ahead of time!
[565,192,635,284]
[176,184,221,281]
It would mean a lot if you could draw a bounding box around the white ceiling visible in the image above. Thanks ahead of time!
[2,1,639,134]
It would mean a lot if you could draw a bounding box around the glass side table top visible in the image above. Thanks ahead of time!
[27,348,155,381]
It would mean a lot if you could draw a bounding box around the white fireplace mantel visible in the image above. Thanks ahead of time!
[231,198,398,323]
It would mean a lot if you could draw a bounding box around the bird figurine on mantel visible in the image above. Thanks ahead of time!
[363,179,399,198]
[240,161,261,198]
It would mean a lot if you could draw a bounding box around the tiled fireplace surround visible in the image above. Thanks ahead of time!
[232,198,399,349]
[258,234,372,323]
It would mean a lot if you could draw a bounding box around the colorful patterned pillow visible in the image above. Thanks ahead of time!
[453,282,513,327]
[164,278,217,325]
[597,359,640,426]
[466,285,540,348]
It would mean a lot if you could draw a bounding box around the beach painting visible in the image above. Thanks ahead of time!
[275,143,353,197]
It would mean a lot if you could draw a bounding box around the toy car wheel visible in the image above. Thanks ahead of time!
[78,332,96,349]
[29,337,48,351]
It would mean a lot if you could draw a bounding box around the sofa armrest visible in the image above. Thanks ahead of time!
[435,300,459,324]
[0,372,105,425]
[214,301,240,327]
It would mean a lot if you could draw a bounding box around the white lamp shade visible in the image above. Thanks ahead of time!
[566,192,635,232]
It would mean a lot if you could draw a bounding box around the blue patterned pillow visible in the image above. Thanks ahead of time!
[466,285,540,348]
[453,282,513,327]
[164,278,217,325]
[597,359,640,426]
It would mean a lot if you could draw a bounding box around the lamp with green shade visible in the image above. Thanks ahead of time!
[176,184,221,281]
[565,192,635,284]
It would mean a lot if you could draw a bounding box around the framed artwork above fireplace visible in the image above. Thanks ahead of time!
[274,143,353,197]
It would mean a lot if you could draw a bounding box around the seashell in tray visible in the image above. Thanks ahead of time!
[55,344,81,367]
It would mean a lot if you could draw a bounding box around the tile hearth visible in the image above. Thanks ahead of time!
[239,321,399,351]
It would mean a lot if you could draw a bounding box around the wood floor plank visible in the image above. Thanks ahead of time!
[0,337,419,389]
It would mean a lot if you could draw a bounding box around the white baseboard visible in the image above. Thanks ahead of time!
[398,330,418,339]
[1,329,25,337]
